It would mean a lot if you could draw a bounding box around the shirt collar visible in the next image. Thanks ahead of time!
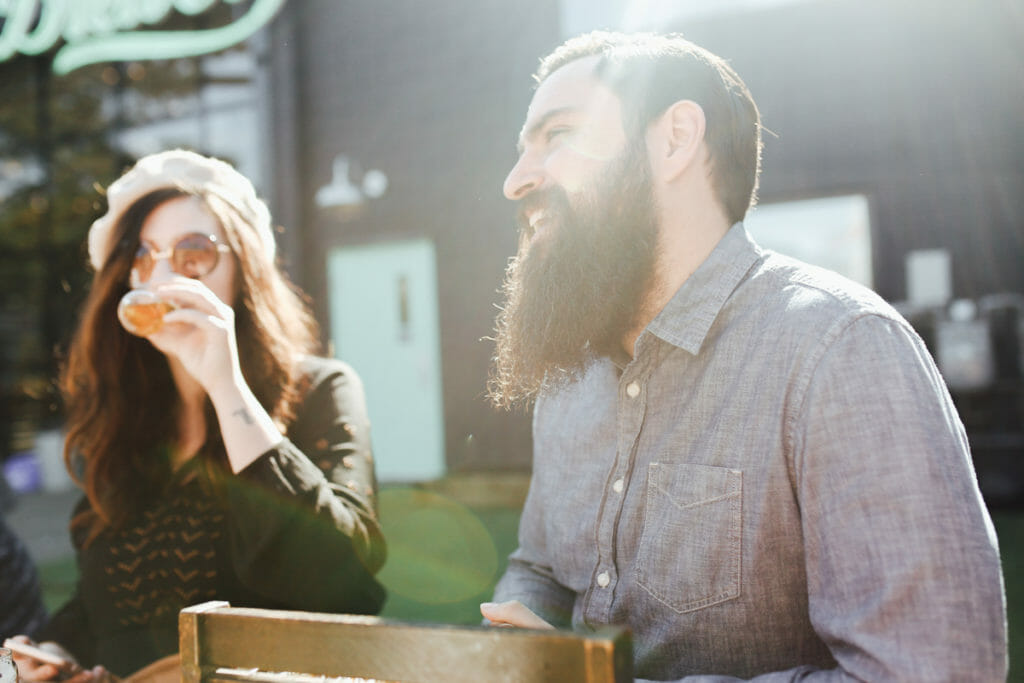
[644,222,762,356]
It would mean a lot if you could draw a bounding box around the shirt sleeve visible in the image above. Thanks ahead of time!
[220,357,387,615]
[769,313,1005,682]
[490,398,577,628]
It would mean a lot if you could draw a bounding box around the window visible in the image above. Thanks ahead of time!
[744,194,873,288]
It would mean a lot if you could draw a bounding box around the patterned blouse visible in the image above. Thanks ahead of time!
[36,357,386,677]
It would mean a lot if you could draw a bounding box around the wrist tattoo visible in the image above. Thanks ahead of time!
[233,408,255,425]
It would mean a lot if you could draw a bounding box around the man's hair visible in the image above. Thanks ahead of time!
[536,31,763,223]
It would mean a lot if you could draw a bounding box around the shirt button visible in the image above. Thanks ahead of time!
[597,571,611,588]
[626,381,640,398]
[612,478,624,493]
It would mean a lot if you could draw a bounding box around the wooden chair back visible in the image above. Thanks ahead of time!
[179,601,632,682]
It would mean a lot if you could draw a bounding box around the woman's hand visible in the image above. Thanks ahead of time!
[6,636,113,682]
[145,277,243,397]
[144,276,284,474]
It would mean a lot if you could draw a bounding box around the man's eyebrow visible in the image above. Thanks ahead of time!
[516,106,578,154]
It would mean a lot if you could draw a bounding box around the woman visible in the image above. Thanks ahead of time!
[11,150,386,680]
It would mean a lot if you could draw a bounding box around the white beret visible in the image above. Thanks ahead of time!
[87,149,275,271]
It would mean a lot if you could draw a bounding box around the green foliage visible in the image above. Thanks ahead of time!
[377,491,521,624]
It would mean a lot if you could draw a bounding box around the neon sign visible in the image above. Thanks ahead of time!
[0,0,287,75]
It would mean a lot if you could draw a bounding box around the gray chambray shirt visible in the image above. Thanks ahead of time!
[493,224,1007,682]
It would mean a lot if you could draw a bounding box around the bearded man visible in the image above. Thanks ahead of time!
[481,31,1006,682]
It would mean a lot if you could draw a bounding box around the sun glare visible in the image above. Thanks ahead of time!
[561,0,815,36]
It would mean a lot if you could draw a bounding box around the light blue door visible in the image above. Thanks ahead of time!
[327,240,445,482]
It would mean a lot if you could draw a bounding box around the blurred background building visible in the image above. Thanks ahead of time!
[0,0,1021,502]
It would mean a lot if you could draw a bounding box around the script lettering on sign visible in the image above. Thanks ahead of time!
[0,0,286,74]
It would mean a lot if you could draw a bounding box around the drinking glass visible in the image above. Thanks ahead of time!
[117,289,176,337]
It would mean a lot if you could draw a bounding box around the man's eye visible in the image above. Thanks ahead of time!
[545,127,571,143]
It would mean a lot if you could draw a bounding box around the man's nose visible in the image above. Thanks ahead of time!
[503,154,544,201]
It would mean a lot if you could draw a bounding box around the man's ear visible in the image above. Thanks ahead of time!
[648,100,706,182]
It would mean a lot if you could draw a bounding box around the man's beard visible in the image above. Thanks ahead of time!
[488,141,660,409]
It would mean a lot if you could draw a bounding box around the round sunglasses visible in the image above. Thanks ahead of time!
[132,232,232,282]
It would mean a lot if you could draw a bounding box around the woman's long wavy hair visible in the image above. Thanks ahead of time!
[62,187,321,545]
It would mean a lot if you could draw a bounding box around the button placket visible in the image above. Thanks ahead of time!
[588,365,648,622]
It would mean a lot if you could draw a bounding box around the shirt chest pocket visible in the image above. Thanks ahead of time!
[635,463,742,614]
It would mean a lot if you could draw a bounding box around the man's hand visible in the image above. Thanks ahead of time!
[480,600,555,629]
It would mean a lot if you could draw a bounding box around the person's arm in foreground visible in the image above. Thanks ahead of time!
[221,358,387,615]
